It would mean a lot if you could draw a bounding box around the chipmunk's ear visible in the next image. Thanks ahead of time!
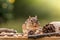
[29,16,31,19]
[35,16,37,18]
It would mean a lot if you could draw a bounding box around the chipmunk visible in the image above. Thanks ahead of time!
[22,16,42,35]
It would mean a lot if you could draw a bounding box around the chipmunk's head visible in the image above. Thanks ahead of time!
[26,16,39,27]
[28,16,38,24]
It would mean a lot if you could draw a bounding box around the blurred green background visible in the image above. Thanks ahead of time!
[0,0,60,33]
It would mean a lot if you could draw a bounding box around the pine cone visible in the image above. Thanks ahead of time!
[43,24,56,33]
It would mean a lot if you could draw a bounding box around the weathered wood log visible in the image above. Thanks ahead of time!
[28,32,60,38]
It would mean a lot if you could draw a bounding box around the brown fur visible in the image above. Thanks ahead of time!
[22,16,42,35]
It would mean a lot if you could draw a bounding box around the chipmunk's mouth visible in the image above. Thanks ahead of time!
[33,25,36,27]
[33,23,38,27]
